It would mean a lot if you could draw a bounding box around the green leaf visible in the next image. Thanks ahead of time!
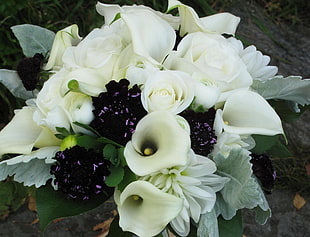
[269,100,309,122]
[251,76,310,109]
[198,209,219,237]
[214,149,262,210]
[73,121,101,137]
[97,136,123,148]
[103,144,119,166]
[0,69,36,100]
[0,180,28,220]
[117,167,137,192]
[76,135,103,150]
[105,166,125,187]
[251,135,291,157]
[218,210,243,237]
[107,214,132,237]
[118,147,127,167]
[36,184,112,230]
[55,127,71,137]
[11,24,55,57]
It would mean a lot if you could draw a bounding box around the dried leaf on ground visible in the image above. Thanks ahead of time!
[305,164,310,176]
[93,209,117,237]
[28,196,37,212]
[293,193,306,210]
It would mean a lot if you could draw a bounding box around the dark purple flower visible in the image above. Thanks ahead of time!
[180,109,217,157]
[50,146,112,200]
[17,53,44,91]
[250,153,276,194]
[90,79,147,146]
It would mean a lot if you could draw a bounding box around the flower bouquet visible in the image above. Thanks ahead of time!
[0,0,309,236]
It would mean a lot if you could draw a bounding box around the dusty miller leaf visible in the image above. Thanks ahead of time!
[0,147,59,188]
[11,24,55,57]
[214,149,262,210]
[197,209,219,237]
[251,76,310,111]
[0,69,37,100]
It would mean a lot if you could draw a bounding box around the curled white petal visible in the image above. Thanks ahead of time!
[44,24,81,71]
[115,180,183,237]
[124,111,191,176]
[0,107,60,158]
[168,0,240,36]
[215,90,284,135]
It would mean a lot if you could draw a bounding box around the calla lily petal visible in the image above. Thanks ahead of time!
[44,24,81,70]
[121,9,176,63]
[168,0,240,36]
[116,180,183,237]
[216,90,284,135]
[0,107,42,158]
[124,111,191,176]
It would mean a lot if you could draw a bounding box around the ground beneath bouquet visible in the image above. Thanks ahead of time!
[0,1,309,236]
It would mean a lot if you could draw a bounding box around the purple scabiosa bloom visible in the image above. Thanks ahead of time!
[180,109,217,157]
[90,79,147,146]
[250,153,276,194]
[50,146,112,200]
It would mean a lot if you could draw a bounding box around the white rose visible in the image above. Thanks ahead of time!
[141,69,195,114]
[62,28,123,73]
[165,32,253,102]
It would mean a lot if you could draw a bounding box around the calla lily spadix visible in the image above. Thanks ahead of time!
[114,180,183,237]
[124,111,191,176]
[214,90,284,136]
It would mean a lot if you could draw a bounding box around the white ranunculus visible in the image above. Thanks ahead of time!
[141,70,195,114]
[165,32,253,102]
[192,81,220,110]
[214,90,284,136]
[227,37,278,81]
[44,24,81,71]
[211,132,255,158]
[114,180,183,237]
[0,106,60,158]
[168,0,240,36]
[124,111,191,176]
[36,92,94,134]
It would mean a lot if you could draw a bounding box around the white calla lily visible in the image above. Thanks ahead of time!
[121,9,176,63]
[214,90,284,135]
[168,0,240,36]
[115,180,183,237]
[124,111,191,176]
[44,24,81,70]
[0,106,60,158]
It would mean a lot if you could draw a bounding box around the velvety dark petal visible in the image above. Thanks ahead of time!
[90,79,147,146]
[180,109,217,157]
[50,146,112,200]
[250,153,276,194]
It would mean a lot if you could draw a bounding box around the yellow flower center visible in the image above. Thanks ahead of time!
[143,147,155,156]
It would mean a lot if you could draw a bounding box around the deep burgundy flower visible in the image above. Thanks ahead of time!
[17,53,44,91]
[180,109,217,157]
[250,153,276,194]
[90,79,147,146]
[50,146,112,200]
